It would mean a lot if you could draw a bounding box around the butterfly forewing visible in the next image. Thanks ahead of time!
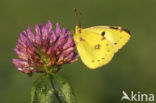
[83,26,131,53]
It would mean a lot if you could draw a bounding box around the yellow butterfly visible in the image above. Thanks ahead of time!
[73,25,131,69]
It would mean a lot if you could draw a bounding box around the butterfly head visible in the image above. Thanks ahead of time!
[75,25,82,33]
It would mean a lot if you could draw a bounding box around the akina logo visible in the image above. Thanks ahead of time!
[121,91,154,102]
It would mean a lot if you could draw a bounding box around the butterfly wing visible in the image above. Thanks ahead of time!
[74,30,115,69]
[83,26,131,53]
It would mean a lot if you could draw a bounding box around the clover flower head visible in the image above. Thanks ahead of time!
[13,20,78,74]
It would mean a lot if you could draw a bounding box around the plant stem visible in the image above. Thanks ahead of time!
[55,91,63,103]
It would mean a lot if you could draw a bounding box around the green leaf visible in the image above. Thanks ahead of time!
[30,74,55,103]
[51,73,77,103]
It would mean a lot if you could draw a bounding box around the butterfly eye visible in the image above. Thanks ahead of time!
[101,32,105,36]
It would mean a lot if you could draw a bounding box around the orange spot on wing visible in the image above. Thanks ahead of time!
[95,44,101,49]
[79,37,85,41]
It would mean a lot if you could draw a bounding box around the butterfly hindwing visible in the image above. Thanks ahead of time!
[74,31,115,69]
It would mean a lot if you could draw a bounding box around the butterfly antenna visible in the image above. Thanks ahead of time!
[80,12,82,24]
[74,8,81,28]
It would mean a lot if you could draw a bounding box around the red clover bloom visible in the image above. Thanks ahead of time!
[13,20,78,74]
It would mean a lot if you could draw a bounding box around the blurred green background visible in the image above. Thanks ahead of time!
[0,0,156,103]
